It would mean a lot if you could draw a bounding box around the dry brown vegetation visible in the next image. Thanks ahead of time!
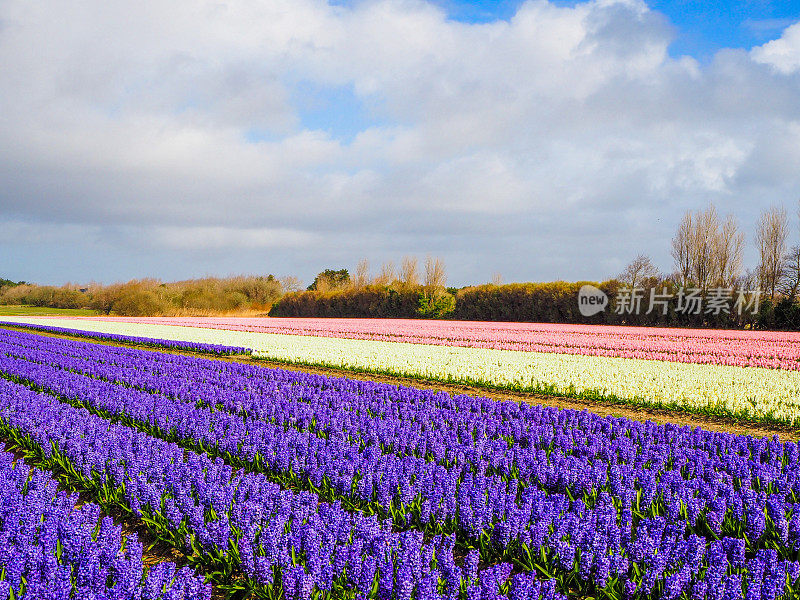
[0,275,287,317]
[271,255,455,318]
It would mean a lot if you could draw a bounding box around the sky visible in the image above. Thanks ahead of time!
[1,0,799,287]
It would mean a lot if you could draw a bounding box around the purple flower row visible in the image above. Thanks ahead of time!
[2,330,800,598]
[0,367,559,599]
[3,329,799,554]
[0,446,208,600]
[6,330,793,510]
[0,321,250,356]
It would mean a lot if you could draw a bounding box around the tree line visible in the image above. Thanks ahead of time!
[5,202,800,328]
[272,203,800,329]
[271,256,455,318]
[666,203,794,299]
[610,203,800,328]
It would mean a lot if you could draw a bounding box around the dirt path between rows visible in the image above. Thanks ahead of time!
[3,324,798,443]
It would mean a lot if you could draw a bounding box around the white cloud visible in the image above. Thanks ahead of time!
[752,21,800,74]
[0,0,799,284]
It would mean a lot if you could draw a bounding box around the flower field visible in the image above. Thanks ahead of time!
[0,447,208,599]
[2,326,800,599]
[57,316,800,370]
[3,316,800,425]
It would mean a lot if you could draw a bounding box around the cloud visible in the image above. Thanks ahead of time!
[751,21,800,74]
[0,0,799,284]
[149,226,319,250]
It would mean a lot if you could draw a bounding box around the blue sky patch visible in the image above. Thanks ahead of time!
[435,0,798,59]
[292,81,383,143]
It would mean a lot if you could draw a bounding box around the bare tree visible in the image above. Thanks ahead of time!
[618,254,660,289]
[690,204,719,291]
[374,261,396,286]
[713,214,745,287]
[399,256,419,287]
[353,259,370,288]
[787,199,800,301]
[424,256,447,292]
[737,267,759,293]
[780,245,800,301]
[672,205,743,290]
[278,276,303,293]
[756,205,789,299]
[671,212,693,286]
[491,273,503,286]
